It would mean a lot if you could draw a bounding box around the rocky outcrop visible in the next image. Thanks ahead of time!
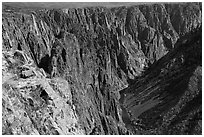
[2,50,84,135]
[2,2,202,135]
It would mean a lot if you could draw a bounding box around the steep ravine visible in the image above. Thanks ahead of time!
[119,28,202,134]
[2,3,202,135]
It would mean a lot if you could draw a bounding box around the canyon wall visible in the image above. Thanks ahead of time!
[2,3,202,135]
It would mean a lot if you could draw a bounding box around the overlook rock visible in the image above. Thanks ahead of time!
[2,2,202,135]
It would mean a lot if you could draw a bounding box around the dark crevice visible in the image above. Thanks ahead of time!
[17,43,22,50]
[40,89,49,103]
[38,54,50,74]
[61,48,67,63]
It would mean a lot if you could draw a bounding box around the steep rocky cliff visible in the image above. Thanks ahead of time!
[2,3,202,135]
[120,28,202,134]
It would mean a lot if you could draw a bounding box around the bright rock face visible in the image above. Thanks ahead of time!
[2,3,202,135]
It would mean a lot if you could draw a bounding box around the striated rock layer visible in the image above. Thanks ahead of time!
[2,2,202,135]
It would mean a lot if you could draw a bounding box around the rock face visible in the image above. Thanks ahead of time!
[2,3,202,135]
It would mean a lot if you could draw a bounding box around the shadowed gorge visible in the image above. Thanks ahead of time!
[2,2,202,135]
